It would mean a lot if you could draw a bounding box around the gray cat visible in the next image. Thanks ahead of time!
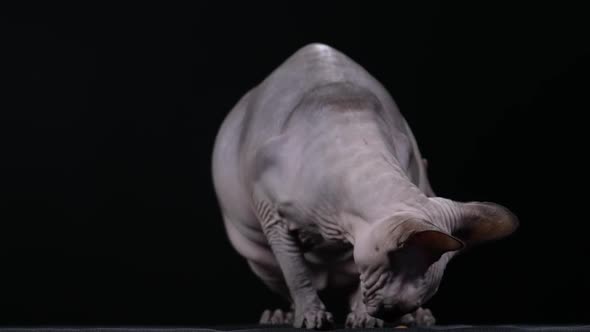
[211,43,518,329]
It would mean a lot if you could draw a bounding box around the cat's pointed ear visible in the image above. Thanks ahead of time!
[403,229,464,254]
[398,220,464,260]
[454,202,519,246]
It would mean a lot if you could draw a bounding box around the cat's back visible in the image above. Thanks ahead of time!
[237,43,405,154]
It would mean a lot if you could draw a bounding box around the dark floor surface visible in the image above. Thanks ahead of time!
[1,325,590,332]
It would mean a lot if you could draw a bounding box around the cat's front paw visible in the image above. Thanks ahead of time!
[399,307,436,327]
[294,305,334,330]
[259,308,294,325]
[345,311,384,328]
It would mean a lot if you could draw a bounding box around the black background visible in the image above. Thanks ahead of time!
[1,1,589,326]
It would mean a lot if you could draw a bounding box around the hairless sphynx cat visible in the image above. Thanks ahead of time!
[211,43,518,329]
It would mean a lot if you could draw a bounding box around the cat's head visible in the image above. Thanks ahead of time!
[353,200,518,321]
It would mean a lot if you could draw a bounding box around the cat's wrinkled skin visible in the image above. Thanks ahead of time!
[212,43,518,329]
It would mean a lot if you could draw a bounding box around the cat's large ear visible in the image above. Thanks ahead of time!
[397,220,464,261]
[454,202,519,246]
[403,229,464,254]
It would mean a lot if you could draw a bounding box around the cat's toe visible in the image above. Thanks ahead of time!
[259,308,293,325]
[415,307,436,326]
[345,311,384,328]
